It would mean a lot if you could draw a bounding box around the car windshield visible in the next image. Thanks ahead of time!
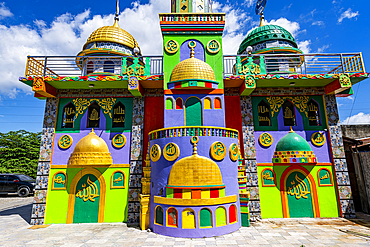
[17,175,34,181]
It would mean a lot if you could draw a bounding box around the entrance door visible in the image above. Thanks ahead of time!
[286,171,314,218]
[185,97,202,126]
[73,174,100,223]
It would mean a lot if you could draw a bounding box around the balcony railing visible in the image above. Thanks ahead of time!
[223,53,366,76]
[25,55,163,78]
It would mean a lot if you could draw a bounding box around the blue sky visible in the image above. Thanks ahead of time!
[0,0,369,133]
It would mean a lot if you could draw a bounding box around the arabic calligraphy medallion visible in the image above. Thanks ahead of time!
[112,134,126,148]
[165,40,179,54]
[163,143,180,161]
[229,143,240,161]
[52,172,67,190]
[58,135,73,149]
[287,174,311,200]
[261,169,275,186]
[150,144,161,162]
[311,132,325,147]
[259,132,273,147]
[210,141,226,161]
[206,40,221,54]
[75,176,100,202]
[111,171,125,189]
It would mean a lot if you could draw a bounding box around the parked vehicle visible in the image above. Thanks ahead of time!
[0,174,36,197]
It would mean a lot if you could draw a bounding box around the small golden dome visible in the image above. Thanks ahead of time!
[68,129,113,166]
[82,20,139,50]
[167,154,223,187]
[170,57,216,82]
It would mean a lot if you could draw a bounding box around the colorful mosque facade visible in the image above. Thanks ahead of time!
[20,0,369,238]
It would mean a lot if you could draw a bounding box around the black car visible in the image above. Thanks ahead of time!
[0,174,36,197]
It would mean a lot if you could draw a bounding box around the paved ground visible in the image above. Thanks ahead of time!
[1,197,370,246]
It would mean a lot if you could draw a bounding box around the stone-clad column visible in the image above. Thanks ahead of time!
[127,97,145,224]
[240,96,260,220]
[30,98,58,225]
[325,95,355,218]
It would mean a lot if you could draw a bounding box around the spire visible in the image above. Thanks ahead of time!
[191,136,199,155]
[188,41,196,58]
[114,0,120,27]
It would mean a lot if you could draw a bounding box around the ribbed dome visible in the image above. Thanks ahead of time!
[68,129,113,166]
[167,154,223,187]
[170,57,216,82]
[83,22,139,50]
[276,131,312,152]
[238,24,297,54]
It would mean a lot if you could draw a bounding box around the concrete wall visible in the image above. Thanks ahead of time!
[341,125,370,139]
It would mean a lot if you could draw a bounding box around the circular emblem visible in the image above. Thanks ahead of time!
[112,134,126,148]
[229,143,240,162]
[163,143,180,161]
[259,133,273,147]
[210,141,226,161]
[58,135,73,149]
[206,40,221,54]
[150,144,161,162]
[128,76,138,89]
[165,40,179,54]
[311,132,326,147]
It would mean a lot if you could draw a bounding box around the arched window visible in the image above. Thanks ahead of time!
[182,208,196,229]
[204,97,212,109]
[87,102,100,128]
[165,98,173,110]
[199,208,212,228]
[112,102,125,128]
[175,98,183,110]
[214,98,222,109]
[62,102,76,128]
[167,207,178,227]
[257,100,271,126]
[86,61,94,75]
[104,61,115,74]
[155,206,164,225]
[215,207,227,227]
[229,205,237,224]
[282,100,296,126]
[307,99,321,126]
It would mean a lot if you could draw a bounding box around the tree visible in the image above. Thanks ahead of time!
[0,130,41,178]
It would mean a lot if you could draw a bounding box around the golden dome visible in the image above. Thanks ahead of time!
[68,129,113,166]
[167,154,223,187]
[82,20,139,50]
[170,57,216,82]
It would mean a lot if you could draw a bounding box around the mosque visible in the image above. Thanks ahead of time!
[20,0,369,238]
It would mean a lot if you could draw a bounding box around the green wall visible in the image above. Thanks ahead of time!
[258,165,340,219]
[44,167,129,224]
[162,35,224,89]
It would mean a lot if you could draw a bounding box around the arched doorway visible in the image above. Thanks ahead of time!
[281,167,320,218]
[185,97,202,126]
[67,168,106,223]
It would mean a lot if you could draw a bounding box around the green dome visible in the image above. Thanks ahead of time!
[275,131,312,152]
[237,25,298,55]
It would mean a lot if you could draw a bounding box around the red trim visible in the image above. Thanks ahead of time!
[210,189,219,198]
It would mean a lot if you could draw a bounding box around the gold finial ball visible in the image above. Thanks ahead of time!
[191,136,199,144]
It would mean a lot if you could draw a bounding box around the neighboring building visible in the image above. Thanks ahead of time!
[342,125,370,214]
[20,0,369,238]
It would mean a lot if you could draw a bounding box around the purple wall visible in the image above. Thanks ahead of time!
[148,135,241,237]
[164,94,225,128]
[180,39,205,62]
[52,109,132,165]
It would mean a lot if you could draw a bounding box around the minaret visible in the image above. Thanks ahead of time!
[171,0,212,13]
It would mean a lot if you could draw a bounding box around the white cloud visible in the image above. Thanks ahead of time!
[338,8,359,23]
[317,44,330,53]
[342,112,370,125]
[0,2,12,20]
[0,115,4,117]
[243,0,254,8]
[312,21,324,26]
[0,0,169,97]
[298,40,311,54]
[266,18,300,37]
